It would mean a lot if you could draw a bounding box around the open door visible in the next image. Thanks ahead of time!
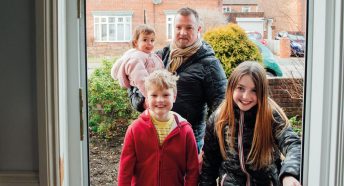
[57,0,89,185]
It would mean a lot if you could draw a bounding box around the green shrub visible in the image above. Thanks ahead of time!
[203,23,262,76]
[88,59,139,140]
[289,116,302,136]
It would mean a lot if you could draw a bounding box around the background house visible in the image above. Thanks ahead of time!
[1,0,343,185]
[86,0,222,57]
[222,0,306,39]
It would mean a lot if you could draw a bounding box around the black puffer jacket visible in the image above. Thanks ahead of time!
[157,41,227,146]
[200,106,301,186]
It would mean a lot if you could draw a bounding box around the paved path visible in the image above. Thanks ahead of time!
[275,56,305,78]
[87,56,306,79]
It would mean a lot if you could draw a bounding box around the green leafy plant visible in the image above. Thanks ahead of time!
[289,116,302,136]
[88,59,139,140]
[203,23,262,77]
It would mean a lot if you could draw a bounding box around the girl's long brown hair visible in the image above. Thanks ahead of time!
[215,61,289,170]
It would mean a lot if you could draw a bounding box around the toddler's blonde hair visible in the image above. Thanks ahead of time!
[132,24,156,48]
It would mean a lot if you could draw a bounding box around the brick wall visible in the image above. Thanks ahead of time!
[86,0,221,57]
[222,5,258,13]
[268,77,303,118]
[258,0,306,37]
[224,12,264,23]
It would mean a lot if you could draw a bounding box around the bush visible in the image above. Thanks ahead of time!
[289,116,302,136]
[88,59,139,140]
[203,23,262,76]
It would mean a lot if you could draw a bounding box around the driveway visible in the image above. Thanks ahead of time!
[87,56,306,79]
[275,56,305,78]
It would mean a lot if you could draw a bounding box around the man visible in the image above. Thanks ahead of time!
[130,7,227,153]
[157,7,227,153]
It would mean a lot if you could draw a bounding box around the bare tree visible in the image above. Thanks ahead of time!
[196,8,228,34]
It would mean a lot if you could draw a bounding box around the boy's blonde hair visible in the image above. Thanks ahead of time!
[144,69,179,93]
[132,24,156,48]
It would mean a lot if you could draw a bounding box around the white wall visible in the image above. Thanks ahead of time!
[0,0,38,171]
[236,17,265,37]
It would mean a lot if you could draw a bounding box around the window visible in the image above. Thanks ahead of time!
[223,6,232,13]
[166,14,175,40]
[242,6,251,12]
[93,13,132,42]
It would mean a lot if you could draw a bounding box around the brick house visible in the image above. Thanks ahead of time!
[258,0,306,37]
[86,0,222,57]
[222,0,306,39]
[222,0,260,14]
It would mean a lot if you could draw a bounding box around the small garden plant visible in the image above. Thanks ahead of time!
[289,115,302,136]
[203,23,262,77]
[88,59,139,140]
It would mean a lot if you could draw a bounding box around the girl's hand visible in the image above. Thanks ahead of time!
[282,176,301,186]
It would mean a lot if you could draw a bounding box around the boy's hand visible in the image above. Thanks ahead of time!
[282,176,301,186]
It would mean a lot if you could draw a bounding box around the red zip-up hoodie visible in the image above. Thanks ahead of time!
[118,110,199,186]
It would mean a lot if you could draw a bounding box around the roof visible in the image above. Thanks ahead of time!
[223,0,258,5]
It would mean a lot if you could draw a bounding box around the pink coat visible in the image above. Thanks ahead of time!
[111,49,163,97]
[118,110,199,186]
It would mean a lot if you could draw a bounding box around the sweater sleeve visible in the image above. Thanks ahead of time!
[125,58,149,97]
[272,113,302,181]
[118,125,136,186]
[111,57,131,88]
[184,126,200,186]
[199,113,223,186]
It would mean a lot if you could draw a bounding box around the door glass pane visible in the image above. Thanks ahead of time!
[86,3,307,185]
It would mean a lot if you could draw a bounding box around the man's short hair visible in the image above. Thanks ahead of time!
[176,7,200,25]
[144,69,179,93]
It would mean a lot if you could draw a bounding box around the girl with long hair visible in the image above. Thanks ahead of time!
[199,61,301,186]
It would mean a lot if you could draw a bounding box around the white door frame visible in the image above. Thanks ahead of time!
[36,0,344,185]
[302,0,344,185]
[35,0,88,185]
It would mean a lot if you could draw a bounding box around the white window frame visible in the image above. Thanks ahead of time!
[223,6,232,13]
[92,11,132,42]
[302,0,344,185]
[242,6,251,12]
[165,11,177,41]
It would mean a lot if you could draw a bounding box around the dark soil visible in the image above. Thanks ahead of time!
[89,135,124,186]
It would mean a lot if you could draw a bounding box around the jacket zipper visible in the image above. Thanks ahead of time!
[238,111,251,186]
[151,113,182,185]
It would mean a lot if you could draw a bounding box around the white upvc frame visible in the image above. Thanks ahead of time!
[223,6,232,13]
[35,0,88,185]
[303,0,344,185]
[92,11,133,42]
[241,6,251,12]
[36,0,59,185]
[166,14,175,41]
[34,0,344,185]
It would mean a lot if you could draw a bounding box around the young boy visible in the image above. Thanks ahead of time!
[117,69,199,186]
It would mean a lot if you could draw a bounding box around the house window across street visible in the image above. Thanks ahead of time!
[223,6,232,13]
[242,6,251,12]
[166,14,175,40]
[93,13,132,42]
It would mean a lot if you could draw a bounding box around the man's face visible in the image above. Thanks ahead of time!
[174,14,201,49]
